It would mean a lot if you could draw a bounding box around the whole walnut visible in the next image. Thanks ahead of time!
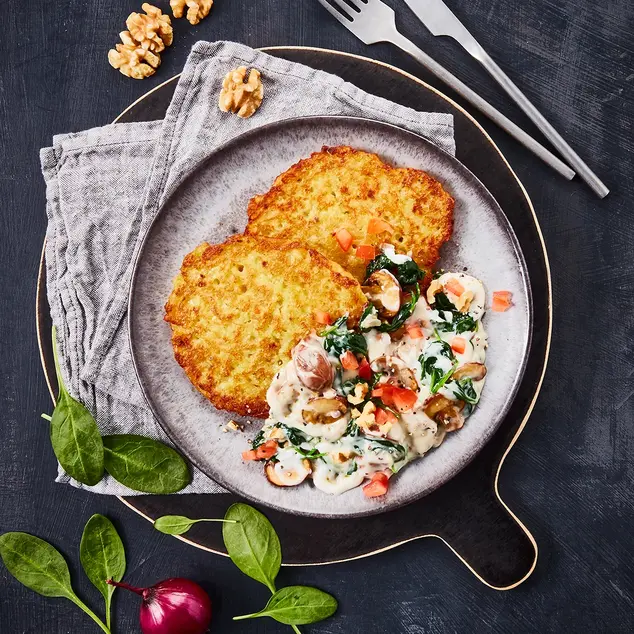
[126,3,173,52]
[170,0,213,25]
[218,67,264,119]
[108,31,161,80]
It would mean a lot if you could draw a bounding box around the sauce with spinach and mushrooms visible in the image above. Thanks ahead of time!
[242,246,488,498]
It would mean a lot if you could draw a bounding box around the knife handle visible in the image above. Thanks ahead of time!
[390,32,577,181]
[477,50,608,198]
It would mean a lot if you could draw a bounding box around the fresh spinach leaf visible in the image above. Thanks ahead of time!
[48,327,104,486]
[80,514,125,631]
[378,284,420,333]
[223,503,281,594]
[102,435,190,494]
[0,532,110,633]
[233,585,338,626]
[154,515,236,536]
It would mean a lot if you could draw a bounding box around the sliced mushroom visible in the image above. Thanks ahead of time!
[265,459,311,487]
[424,394,454,419]
[423,394,465,433]
[362,270,402,318]
[292,337,334,392]
[302,397,347,425]
[437,404,465,432]
[452,362,487,381]
[388,366,418,391]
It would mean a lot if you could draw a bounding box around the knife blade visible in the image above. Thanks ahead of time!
[401,0,609,197]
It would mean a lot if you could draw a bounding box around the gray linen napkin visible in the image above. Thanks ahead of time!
[40,40,455,494]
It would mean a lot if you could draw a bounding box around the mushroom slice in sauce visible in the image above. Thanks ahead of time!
[436,404,465,432]
[265,459,312,487]
[292,337,333,392]
[302,397,347,425]
[452,362,487,381]
[424,394,466,432]
[362,270,402,318]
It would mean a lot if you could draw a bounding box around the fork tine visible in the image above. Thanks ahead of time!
[315,0,355,23]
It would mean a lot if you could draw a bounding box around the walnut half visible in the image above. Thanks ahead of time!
[218,67,264,119]
[108,31,161,80]
[126,3,173,53]
[170,0,213,25]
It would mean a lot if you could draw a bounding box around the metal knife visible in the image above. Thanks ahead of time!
[402,0,609,198]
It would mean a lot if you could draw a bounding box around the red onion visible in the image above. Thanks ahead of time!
[107,577,212,634]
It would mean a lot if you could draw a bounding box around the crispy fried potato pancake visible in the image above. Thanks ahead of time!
[246,146,455,282]
[164,235,367,417]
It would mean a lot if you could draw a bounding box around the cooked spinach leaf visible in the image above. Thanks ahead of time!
[436,312,477,335]
[251,429,266,449]
[346,460,358,475]
[341,377,369,396]
[452,378,479,405]
[420,340,457,394]
[275,424,310,447]
[293,447,327,460]
[368,438,407,463]
[432,291,456,312]
[365,254,424,286]
[344,420,359,437]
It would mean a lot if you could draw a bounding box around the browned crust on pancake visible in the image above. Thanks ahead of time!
[246,146,455,284]
[165,235,367,417]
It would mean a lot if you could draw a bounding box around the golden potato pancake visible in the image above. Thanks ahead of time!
[164,235,367,417]
[246,146,455,282]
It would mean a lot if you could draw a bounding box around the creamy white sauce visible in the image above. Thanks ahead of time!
[249,262,489,496]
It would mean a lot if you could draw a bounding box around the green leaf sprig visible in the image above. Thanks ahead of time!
[154,515,237,536]
[0,531,111,633]
[42,328,191,494]
[44,326,104,486]
[153,503,338,633]
[80,515,126,631]
[224,504,337,633]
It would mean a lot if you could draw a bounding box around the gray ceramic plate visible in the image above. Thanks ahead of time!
[129,116,532,518]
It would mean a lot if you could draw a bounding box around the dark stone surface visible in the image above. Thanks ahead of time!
[0,1,632,633]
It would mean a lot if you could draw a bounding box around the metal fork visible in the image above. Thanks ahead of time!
[316,0,576,180]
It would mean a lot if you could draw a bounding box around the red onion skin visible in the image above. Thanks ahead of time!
[108,578,212,634]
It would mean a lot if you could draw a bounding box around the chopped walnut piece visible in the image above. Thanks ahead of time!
[126,3,173,52]
[455,290,474,313]
[218,67,264,118]
[426,279,442,305]
[108,31,161,80]
[170,0,213,25]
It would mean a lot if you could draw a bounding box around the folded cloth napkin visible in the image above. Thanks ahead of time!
[40,40,455,495]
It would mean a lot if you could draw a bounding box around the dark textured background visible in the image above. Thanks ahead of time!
[1,0,633,632]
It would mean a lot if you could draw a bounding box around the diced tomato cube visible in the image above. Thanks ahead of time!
[375,408,397,426]
[367,218,394,234]
[355,245,376,260]
[406,324,425,339]
[334,228,353,252]
[373,384,394,406]
[444,278,465,297]
[241,449,258,461]
[315,310,332,325]
[451,336,466,354]
[363,472,390,498]
[492,290,513,312]
[255,440,278,460]
[340,350,359,370]
[391,387,418,412]
[358,357,372,381]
